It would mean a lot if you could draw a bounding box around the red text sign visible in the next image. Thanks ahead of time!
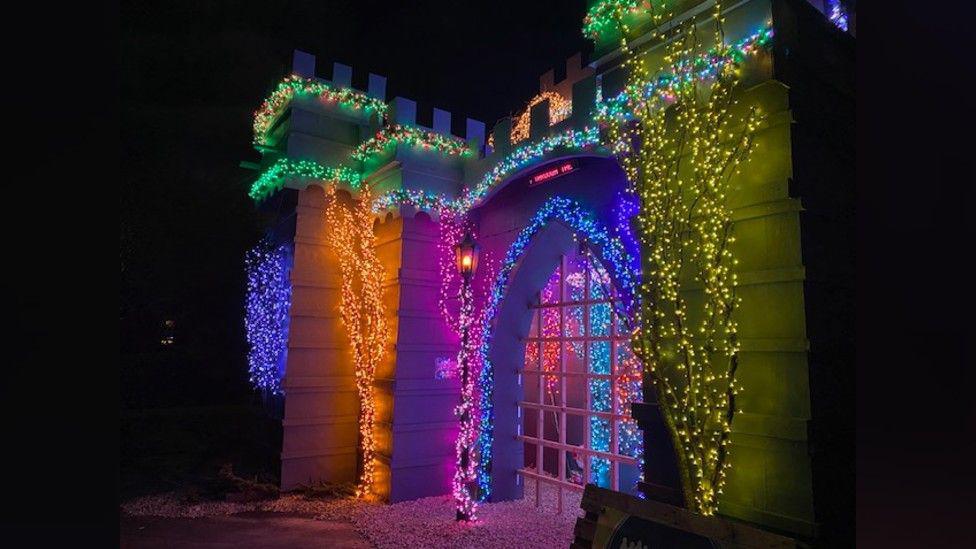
[528,161,578,186]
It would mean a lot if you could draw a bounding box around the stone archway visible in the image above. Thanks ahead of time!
[485,218,579,502]
[476,195,652,503]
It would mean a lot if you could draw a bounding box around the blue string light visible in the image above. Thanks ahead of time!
[244,240,292,395]
[565,264,643,489]
[826,0,849,32]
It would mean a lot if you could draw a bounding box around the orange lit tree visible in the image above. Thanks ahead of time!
[323,183,389,497]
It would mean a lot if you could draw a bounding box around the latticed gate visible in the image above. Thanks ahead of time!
[518,246,642,512]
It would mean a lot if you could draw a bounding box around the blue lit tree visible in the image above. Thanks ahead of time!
[244,240,292,396]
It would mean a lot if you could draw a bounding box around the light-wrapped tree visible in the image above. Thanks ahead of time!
[323,184,389,497]
[597,1,767,514]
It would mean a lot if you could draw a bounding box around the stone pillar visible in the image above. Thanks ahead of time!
[373,211,461,502]
[280,185,359,490]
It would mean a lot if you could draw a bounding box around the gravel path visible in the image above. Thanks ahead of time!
[121,480,581,548]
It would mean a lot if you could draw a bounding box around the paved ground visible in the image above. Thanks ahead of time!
[120,512,370,549]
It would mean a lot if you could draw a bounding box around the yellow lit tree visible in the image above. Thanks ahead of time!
[598,2,764,515]
[323,183,389,497]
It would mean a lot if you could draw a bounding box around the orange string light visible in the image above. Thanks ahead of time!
[323,183,389,498]
[488,91,572,149]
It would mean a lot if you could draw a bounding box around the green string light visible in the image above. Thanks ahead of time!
[249,158,361,201]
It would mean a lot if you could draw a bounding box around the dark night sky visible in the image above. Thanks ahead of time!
[120,0,592,406]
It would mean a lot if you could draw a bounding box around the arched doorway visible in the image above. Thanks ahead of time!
[477,195,642,506]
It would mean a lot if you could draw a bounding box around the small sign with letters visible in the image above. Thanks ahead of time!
[528,160,578,186]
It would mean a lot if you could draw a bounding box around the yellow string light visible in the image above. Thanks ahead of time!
[601,2,764,515]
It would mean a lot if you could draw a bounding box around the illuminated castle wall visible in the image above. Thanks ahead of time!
[244,0,852,541]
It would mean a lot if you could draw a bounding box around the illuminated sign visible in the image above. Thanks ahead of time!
[528,160,578,186]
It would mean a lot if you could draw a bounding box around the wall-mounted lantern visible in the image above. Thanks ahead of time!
[455,232,480,279]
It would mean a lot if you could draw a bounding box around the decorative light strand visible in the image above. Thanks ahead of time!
[437,213,497,517]
[476,196,635,499]
[437,213,468,336]
[453,271,479,519]
[603,2,761,515]
[562,257,644,489]
[371,127,601,216]
[539,283,560,394]
[249,158,361,201]
[463,127,602,211]
[366,26,767,217]
[352,124,473,162]
[509,91,573,145]
[371,187,455,215]
[826,0,849,32]
[596,25,773,122]
[582,1,672,41]
[323,183,389,497]
[525,259,644,490]
[244,239,292,395]
[253,74,387,146]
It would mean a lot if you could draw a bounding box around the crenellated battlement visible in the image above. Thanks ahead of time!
[484,51,597,159]
[248,46,604,211]
[286,50,487,160]
[290,50,387,103]
[386,96,486,155]
[281,48,595,166]
[539,52,595,103]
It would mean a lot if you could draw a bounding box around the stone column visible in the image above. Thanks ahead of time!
[374,212,461,503]
[279,185,359,490]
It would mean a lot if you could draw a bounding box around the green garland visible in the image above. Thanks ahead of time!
[583,1,671,40]
[596,25,773,121]
[352,124,473,162]
[253,75,388,146]
[249,158,361,201]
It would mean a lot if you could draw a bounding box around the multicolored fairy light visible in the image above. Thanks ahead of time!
[322,183,389,497]
[244,239,292,395]
[371,187,456,215]
[595,25,774,122]
[371,127,603,217]
[539,284,560,394]
[352,124,473,162]
[476,196,635,499]
[453,273,479,519]
[453,232,480,520]
[561,257,643,489]
[437,214,495,517]
[249,158,361,201]
[602,2,761,515]
[463,127,602,211]
[364,26,768,218]
[253,74,387,146]
[582,1,672,41]
[523,275,562,438]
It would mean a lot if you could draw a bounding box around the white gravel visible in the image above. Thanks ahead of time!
[122,480,581,548]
